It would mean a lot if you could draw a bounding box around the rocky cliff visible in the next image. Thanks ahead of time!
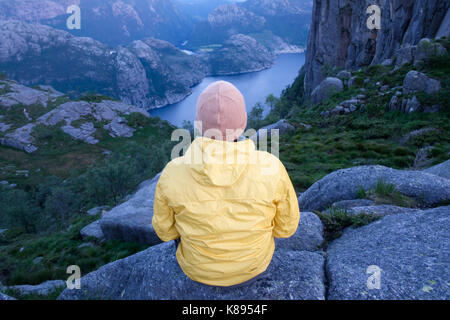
[304,0,450,94]
[0,0,193,46]
[0,20,274,110]
[0,20,207,109]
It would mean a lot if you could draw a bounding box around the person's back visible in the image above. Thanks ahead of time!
[152,81,300,287]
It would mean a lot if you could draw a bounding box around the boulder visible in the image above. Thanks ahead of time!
[250,119,295,141]
[58,242,325,300]
[311,77,343,105]
[403,71,441,95]
[405,96,422,113]
[424,160,450,180]
[299,165,450,211]
[327,206,450,300]
[100,173,162,245]
[414,38,447,66]
[275,212,323,252]
[9,280,65,296]
[1,123,38,153]
[80,220,104,241]
[0,292,16,300]
[395,44,416,66]
[336,70,351,79]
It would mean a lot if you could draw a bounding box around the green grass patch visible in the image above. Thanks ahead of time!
[316,208,382,243]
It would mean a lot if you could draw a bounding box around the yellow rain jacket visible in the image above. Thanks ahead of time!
[152,136,300,286]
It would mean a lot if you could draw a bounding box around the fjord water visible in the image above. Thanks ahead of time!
[149,53,305,127]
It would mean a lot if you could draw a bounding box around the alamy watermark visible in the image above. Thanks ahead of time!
[66,5,81,30]
[66,265,81,290]
[367,5,381,30]
[366,265,382,290]
[169,122,280,176]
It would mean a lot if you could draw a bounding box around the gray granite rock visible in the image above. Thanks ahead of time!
[327,206,450,300]
[80,220,104,241]
[403,71,441,95]
[0,292,16,300]
[299,165,450,211]
[414,38,447,66]
[346,205,419,217]
[9,280,65,296]
[424,160,450,180]
[58,242,325,300]
[100,173,162,245]
[311,77,343,105]
[251,119,295,141]
[276,212,323,252]
[436,8,450,38]
[303,0,448,95]
[87,206,110,216]
[331,199,375,210]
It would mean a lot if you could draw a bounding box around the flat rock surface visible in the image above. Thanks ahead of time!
[58,242,325,300]
[327,206,450,300]
[424,160,450,180]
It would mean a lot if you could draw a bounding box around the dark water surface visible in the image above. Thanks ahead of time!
[149,53,305,127]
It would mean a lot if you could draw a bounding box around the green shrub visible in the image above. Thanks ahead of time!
[316,208,381,242]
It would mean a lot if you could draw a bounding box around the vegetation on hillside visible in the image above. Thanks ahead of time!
[248,39,449,192]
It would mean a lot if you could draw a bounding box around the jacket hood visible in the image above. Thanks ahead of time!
[184,137,255,187]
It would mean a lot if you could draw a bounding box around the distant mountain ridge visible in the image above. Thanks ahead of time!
[188,0,312,48]
[0,0,193,46]
[0,20,275,109]
[0,0,312,50]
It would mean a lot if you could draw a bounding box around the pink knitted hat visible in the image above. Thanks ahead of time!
[195,81,247,142]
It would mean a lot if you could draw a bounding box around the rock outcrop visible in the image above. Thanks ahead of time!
[100,173,162,245]
[403,71,441,95]
[0,0,193,46]
[0,80,152,152]
[0,292,15,300]
[327,206,450,300]
[58,241,326,300]
[0,20,206,110]
[190,0,312,48]
[206,34,275,75]
[424,160,450,180]
[303,0,449,94]
[9,280,65,296]
[299,165,450,211]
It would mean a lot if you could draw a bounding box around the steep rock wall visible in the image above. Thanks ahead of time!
[304,0,449,95]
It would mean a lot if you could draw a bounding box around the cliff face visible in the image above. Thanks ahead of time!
[0,20,206,109]
[0,20,275,109]
[304,0,449,94]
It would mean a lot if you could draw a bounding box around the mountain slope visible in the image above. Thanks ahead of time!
[0,0,193,46]
[188,0,312,49]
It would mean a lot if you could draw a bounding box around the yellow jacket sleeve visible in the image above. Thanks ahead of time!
[152,175,180,242]
[273,162,300,238]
